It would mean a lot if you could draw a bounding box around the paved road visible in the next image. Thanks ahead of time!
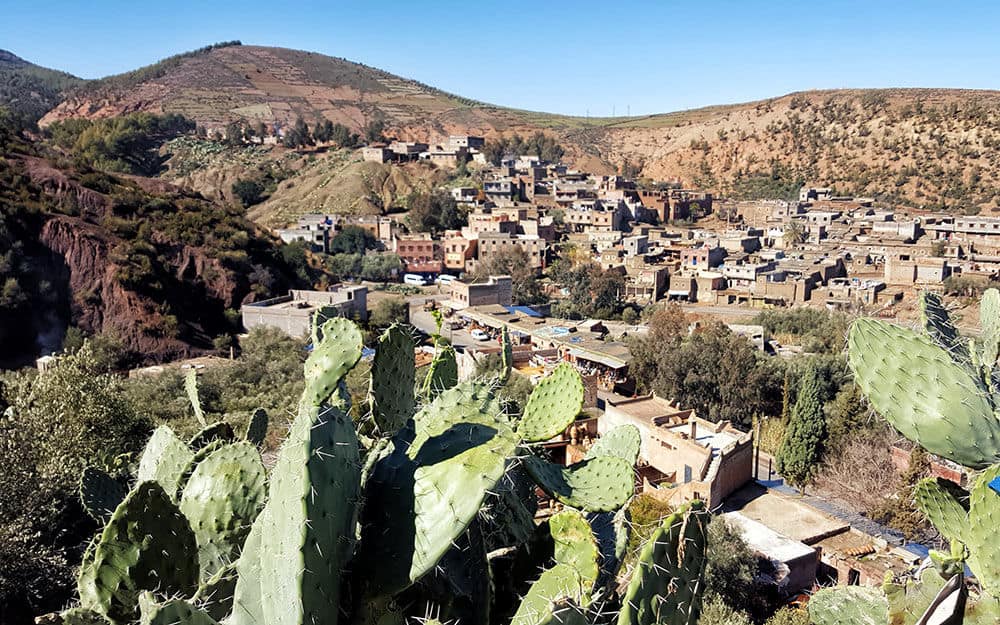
[406,300,495,352]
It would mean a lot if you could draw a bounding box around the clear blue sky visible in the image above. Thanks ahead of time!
[4,0,1000,116]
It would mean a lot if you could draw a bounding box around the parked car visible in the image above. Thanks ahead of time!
[470,329,489,341]
[403,273,428,286]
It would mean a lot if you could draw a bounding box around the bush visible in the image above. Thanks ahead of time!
[232,178,265,207]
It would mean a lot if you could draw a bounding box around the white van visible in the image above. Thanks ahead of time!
[403,273,427,286]
[436,274,456,285]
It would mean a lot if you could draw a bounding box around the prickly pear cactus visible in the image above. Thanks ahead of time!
[423,342,459,401]
[136,425,195,497]
[370,323,416,435]
[79,466,126,524]
[586,424,641,465]
[192,562,237,622]
[302,317,363,406]
[139,595,218,625]
[77,481,199,622]
[511,563,586,625]
[919,291,967,360]
[243,407,268,446]
[230,317,363,625]
[358,381,518,597]
[966,464,1000,598]
[185,367,207,427]
[52,608,112,625]
[179,441,266,580]
[518,362,584,443]
[617,501,709,625]
[550,509,600,598]
[589,507,631,591]
[847,318,1000,469]
[500,326,513,383]
[980,288,1000,368]
[913,477,969,546]
[188,421,234,451]
[524,455,634,512]
[808,585,889,625]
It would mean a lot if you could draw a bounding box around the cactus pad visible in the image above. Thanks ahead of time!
[185,367,207,427]
[967,463,1000,598]
[511,563,586,625]
[980,288,1000,367]
[139,597,219,625]
[617,501,709,625]
[179,441,266,580]
[585,424,641,465]
[919,291,966,360]
[913,477,970,546]
[79,467,126,524]
[423,342,458,401]
[188,421,234,451]
[589,507,630,591]
[519,363,584,443]
[848,318,1000,469]
[370,323,416,435]
[136,425,195,497]
[550,509,600,597]
[358,381,517,596]
[524,455,634,512]
[243,408,268,446]
[77,481,199,622]
[54,608,111,625]
[230,400,361,625]
[302,317,363,406]
[808,586,889,625]
[192,562,237,622]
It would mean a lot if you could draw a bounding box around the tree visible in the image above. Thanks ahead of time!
[232,179,265,207]
[329,226,376,255]
[471,246,546,305]
[369,297,408,328]
[363,119,386,143]
[641,323,782,427]
[405,190,464,234]
[313,119,334,143]
[360,253,402,283]
[824,382,870,453]
[224,121,244,146]
[325,253,363,281]
[783,220,806,246]
[776,363,827,491]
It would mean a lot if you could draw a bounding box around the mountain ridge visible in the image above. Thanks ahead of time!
[14,43,1000,210]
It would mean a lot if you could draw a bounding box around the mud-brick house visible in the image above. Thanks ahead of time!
[598,394,753,509]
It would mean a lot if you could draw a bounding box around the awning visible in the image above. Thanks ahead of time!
[568,348,626,370]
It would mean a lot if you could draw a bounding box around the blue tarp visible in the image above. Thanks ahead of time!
[504,305,545,318]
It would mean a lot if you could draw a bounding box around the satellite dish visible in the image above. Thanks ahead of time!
[915,574,966,625]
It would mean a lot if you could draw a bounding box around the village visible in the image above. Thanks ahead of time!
[229,133,997,604]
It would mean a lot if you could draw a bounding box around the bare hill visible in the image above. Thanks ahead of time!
[32,43,1000,211]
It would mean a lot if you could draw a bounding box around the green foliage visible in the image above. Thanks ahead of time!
[0,51,84,126]
[329,225,377,255]
[703,517,766,620]
[405,188,464,233]
[48,113,195,175]
[369,296,409,328]
[823,382,870,453]
[549,261,625,319]
[231,179,265,207]
[482,132,564,165]
[776,363,826,490]
[753,307,849,353]
[634,322,782,427]
[472,245,547,305]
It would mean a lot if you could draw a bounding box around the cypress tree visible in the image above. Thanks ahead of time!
[776,363,826,492]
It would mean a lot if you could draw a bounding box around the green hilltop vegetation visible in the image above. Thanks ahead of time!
[0,49,84,126]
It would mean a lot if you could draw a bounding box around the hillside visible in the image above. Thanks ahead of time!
[28,43,1000,213]
[0,50,84,124]
[0,124,310,368]
[159,137,450,227]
